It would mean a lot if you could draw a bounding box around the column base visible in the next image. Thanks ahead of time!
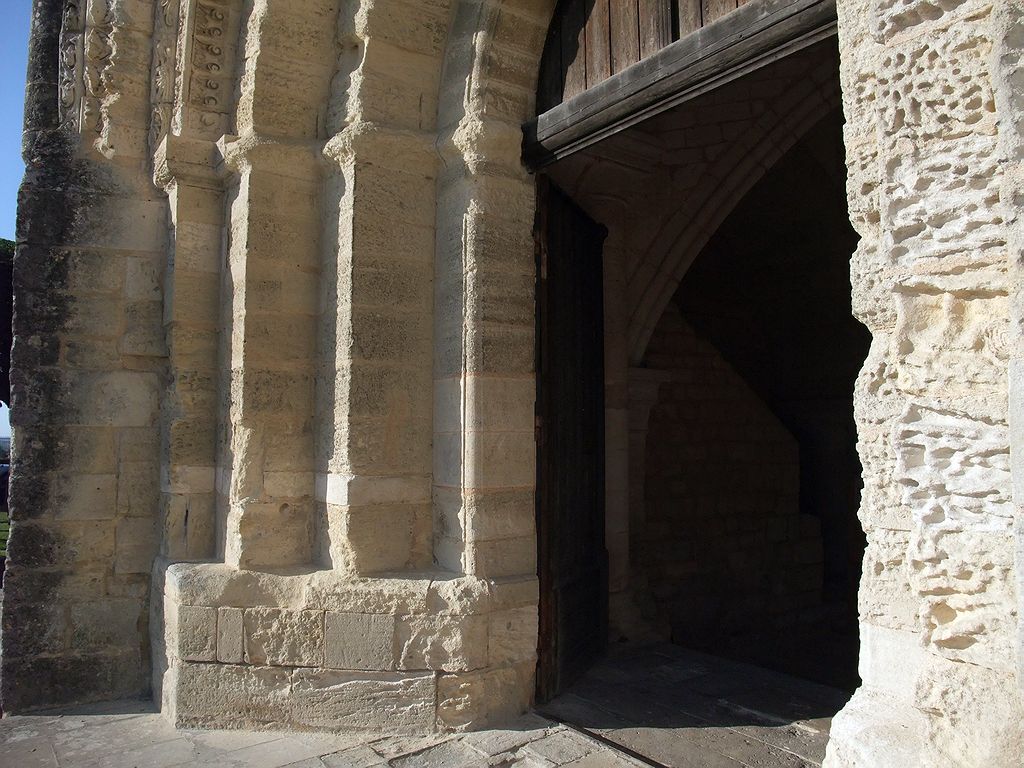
[823,687,927,768]
[154,560,537,735]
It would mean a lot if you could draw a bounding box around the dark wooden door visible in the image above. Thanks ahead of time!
[535,177,608,703]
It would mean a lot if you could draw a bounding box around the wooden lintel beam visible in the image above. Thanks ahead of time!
[523,0,837,169]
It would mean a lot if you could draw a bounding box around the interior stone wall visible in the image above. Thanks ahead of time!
[641,305,822,657]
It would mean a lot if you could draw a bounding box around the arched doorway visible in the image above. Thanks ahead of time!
[530,3,866,763]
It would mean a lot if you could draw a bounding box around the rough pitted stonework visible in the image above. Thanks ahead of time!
[2,0,1023,763]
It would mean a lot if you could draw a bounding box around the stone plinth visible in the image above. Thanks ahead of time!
[157,561,537,734]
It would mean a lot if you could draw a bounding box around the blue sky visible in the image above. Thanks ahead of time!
[2,2,31,241]
[0,2,33,439]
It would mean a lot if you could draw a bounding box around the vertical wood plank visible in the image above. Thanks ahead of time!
[585,0,613,88]
[609,0,640,74]
[536,178,607,701]
[702,0,737,26]
[562,0,588,101]
[638,0,672,59]
[676,0,702,36]
[537,23,564,113]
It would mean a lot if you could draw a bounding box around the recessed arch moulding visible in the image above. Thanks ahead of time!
[2,0,1022,762]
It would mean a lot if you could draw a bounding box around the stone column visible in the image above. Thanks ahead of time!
[432,165,539,580]
[217,137,322,570]
[317,127,436,575]
[153,136,223,562]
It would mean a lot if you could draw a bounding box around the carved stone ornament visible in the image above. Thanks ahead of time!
[57,0,84,128]
[150,0,183,151]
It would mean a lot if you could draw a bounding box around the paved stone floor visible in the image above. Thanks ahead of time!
[0,645,847,767]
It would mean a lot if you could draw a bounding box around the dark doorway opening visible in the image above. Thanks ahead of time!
[642,106,869,691]
[529,8,865,764]
[535,179,609,702]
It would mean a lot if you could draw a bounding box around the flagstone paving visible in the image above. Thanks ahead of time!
[0,645,845,767]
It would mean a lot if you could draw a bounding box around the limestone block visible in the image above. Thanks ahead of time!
[230,500,313,569]
[52,474,117,520]
[426,577,491,615]
[524,731,597,764]
[304,572,430,615]
[396,614,488,672]
[162,493,217,561]
[0,599,67,657]
[167,562,305,610]
[66,250,125,295]
[116,461,160,517]
[895,404,1011,530]
[290,669,436,733]
[114,516,158,575]
[165,465,216,496]
[244,608,324,667]
[468,535,537,579]
[823,687,927,768]
[345,417,432,476]
[66,296,124,339]
[324,612,396,670]
[477,325,535,378]
[860,528,918,629]
[893,289,1008,396]
[436,662,534,731]
[361,1,450,58]
[909,528,1016,668]
[217,608,244,664]
[490,577,539,612]
[857,624,929,703]
[73,371,159,428]
[914,659,1024,768]
[121,300,166,356]
[347,365,431,421]
[488,606,538,666]
[173,662,292,728]
[60,427,118,474]
[70,599,142,653]
[264,471,315,498]
[177,606,217,662]
[124,255,163,301]
[317,474,431,507]
[463,431,536,489]
[462,488,536,543]
[336,503,431,575]
[349,310,431,365]
[351,262,433,311]
[38,521,117,566]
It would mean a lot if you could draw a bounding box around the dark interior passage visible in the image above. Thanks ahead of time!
[640,107,869,690]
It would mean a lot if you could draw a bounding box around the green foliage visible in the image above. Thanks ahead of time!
[0,239,12,262]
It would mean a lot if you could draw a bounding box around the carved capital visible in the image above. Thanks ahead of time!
[218,133,322,180]
[154,134,223,190]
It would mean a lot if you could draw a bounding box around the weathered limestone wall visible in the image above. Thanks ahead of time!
[642,305,823,651]
[151,0,545,734]
[2,0,166,710]
[826,0,1024,765]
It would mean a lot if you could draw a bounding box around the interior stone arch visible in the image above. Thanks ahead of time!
[625,68,842,364]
